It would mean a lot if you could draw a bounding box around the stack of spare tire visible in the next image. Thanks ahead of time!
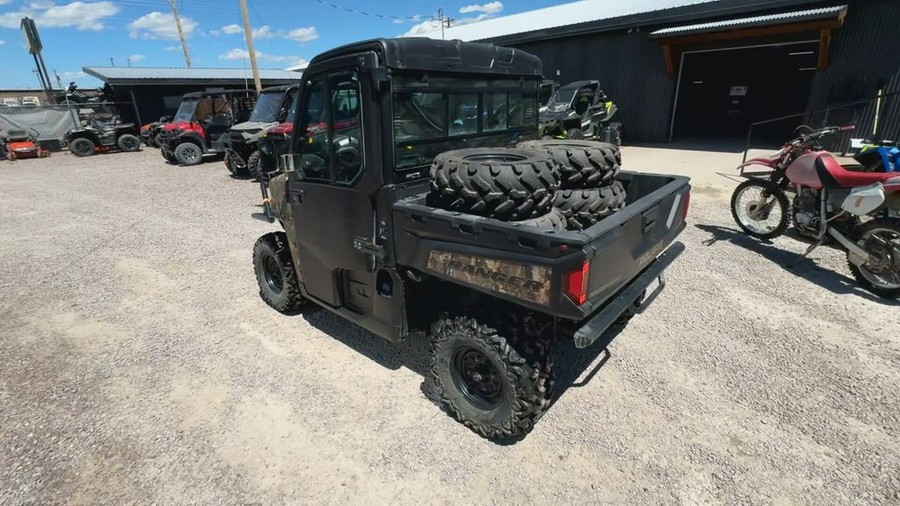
[428,140,624,231]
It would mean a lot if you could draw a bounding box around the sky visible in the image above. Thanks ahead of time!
[0,0,566,89]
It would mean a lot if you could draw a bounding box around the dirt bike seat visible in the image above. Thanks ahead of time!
[816,156,899,188]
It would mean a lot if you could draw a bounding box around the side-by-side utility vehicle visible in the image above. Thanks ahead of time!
[250,38,690,439]
[224,84,299,179]
[159,90,256,166]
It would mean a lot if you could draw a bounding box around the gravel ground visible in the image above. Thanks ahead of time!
[1,148,899,505]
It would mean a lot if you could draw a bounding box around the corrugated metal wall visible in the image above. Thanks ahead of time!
[805,0,900,149]
[511,0,899,144]
[514,31,675,142]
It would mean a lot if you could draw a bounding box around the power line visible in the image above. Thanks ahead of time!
[247,0,263,24]
[310,0,425,21]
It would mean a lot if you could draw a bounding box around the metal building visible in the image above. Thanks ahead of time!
[418,0,900,145]
[82,67,302,125]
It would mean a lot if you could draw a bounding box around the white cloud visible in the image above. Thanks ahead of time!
[284,26,318,44]
[252,25,274,39]
[0,0,13,4]
[221,23,242,35]
[219,48,305,65]
[403,19,439,37]
[164,45,178,51]
[0,1,119,30]
[129,11,198,40]
[0,39,4,45]
[128,54,145,63]
[59,70,85,79]
[459,1,503,15]
[402,7,497,37]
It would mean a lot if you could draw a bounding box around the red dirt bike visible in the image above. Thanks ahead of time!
[731,125,900,298]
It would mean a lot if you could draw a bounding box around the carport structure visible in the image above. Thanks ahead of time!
[82,67,302,125]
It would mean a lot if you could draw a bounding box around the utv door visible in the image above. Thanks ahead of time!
[286,59,385,327]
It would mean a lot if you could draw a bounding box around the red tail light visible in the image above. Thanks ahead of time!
[682,191,691,221]
[565,261,590,305]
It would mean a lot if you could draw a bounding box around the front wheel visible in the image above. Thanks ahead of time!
[431,317,553,439]
[847,220,900,298]
[69,138,95,157]
[253,232,306,312]
[247,150,262,180]
[174,142,203,166]
[730,179,789,239]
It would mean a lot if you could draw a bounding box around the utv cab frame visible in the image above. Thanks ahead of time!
[251,38,689,440]
[159,89,257,166]
[224,84,299,179]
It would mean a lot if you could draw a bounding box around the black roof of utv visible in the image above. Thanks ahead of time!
[310,38,542,77]
[260,84,299,94]
[182,89,256,99]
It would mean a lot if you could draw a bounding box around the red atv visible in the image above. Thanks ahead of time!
[159,90,256,166]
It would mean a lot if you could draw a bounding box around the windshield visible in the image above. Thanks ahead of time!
[249,91,284,123]
[392,75,538,170]
[174,98,199,122]
[546,88,577,109]
[285,91,299,124]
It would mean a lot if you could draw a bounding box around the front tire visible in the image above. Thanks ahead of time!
[69,138,95,157]
[847,219,900,298]
[730,180,789,239]
[247,150,262,180]
[117,134,141,152]
[174,142,203,166]
[431,317,553,439]
[253,232,305,312]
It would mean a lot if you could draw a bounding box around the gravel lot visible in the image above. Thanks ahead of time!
[1,147,899,505]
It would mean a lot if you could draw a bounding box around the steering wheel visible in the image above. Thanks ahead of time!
[335,141,362,180]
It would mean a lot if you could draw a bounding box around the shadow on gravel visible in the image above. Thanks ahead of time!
[696,223,900,305]
[301,307,434,377]
[302,303,626,444]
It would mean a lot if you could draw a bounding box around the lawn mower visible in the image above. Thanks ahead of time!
[0,128,49,160]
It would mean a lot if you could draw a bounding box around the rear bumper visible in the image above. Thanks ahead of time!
[572,241,684,349]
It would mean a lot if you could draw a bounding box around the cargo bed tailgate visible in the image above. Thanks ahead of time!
[572,172,689,317]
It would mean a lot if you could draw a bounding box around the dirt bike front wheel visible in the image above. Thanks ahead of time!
[848,219,900,298]
[730,180,789,240]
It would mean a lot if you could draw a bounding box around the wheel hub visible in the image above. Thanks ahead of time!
[451,348,503,410]
[262,255,284,293]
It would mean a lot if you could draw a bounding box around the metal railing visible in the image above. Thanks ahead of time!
[742,90,900,164]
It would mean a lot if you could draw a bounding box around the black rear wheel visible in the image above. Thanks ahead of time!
[730,179,789,239]
[848,220,900,298]
[117,134,141,152]
[431,316,553,439]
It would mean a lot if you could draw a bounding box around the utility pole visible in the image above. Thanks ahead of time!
[239,0,262,93]
[436,8,453,40]
[168,0,192,68]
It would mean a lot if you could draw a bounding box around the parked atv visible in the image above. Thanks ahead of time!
[140,116,171,148]
[540,80,621,145]
[1,128,49,160]
[65,115,141,157]
[224,84,299,179]
[159,90,257,166]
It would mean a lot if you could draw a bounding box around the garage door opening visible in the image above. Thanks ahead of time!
[671,41,819,142]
